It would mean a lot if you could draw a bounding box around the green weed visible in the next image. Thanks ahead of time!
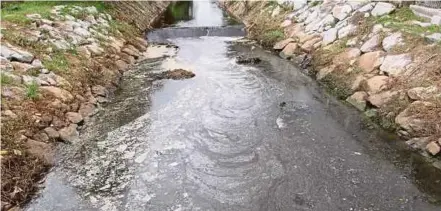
[25,81,39,100]
[1,73,13,85]
[42,53,69,73]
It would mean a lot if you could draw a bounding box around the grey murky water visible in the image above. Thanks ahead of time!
[26,1,441,211]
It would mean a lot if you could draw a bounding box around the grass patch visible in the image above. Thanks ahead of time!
[261,30,285,47]
[42,52,69,73]
[309,1,322,7]
[109,20,140,39]
[25,81,39,100]
[1,1,109,25]
[247,7,287,48]
[1,73,13,85]
[372,7,441,35]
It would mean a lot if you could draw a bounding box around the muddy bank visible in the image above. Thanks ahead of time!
[0,2,168,209]
[219,1,441,163]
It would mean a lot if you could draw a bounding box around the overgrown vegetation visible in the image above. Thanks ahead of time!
[372,7,441,35]
[42,52,69,73]
[1,73,13,85]
[25,81,39,100]
[247,8,287,47]
[1,1,108,25]
[109,20,140,39]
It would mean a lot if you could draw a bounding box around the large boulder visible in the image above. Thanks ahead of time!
[367,90,399,108]
[365,76,390,93]
[333,48,361,65]
[357,51,385,73]
[40,86,74,102]
[92,85,107,97]
[371,2,396,17]
[59,124,79,143]
[395,101,435,135]
[280,43,300,59]
[316,65,335,80]
[358,3,375,13]
[346,91,368,111]
[360,34,381,53]
[382,32,403,52]
[11,62,35,72]
[337,24,357,39]
[273,38,295,50]
[25,139,54,165]
[332,4,353,20]
[0,45,34,63]
[65,112,83,124]
[379,54,412,77]
[407,86,440,101]
[301,37,322,52]
[321,28,338,46]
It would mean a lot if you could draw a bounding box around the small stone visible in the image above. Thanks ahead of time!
[77,46,91,59]
[371,2,396,17]
[38,68,49,75]
[360,34,381,53]
[58,124,79,143]
[84,6,98,14]
[26,13,42,20]
[33,132,49,142]
[31,59,43,68]
[426,141,440,156]
[273,38,295,50]
[280,19,292,28]
[379,54,412,77]
[2,110,18,119]
[92,85,107,97]
[372,24,384,34]
[406,137,431,151]
[65,112,83,124]
[44,127,59,139]
[346,91,368,111]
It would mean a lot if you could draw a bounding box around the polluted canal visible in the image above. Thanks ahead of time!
[26,1,441,211]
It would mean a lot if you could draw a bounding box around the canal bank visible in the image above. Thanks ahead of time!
[23,1,441,210]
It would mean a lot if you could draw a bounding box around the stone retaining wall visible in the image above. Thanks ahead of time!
[221,0,441,161]
[107,1,170,31]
